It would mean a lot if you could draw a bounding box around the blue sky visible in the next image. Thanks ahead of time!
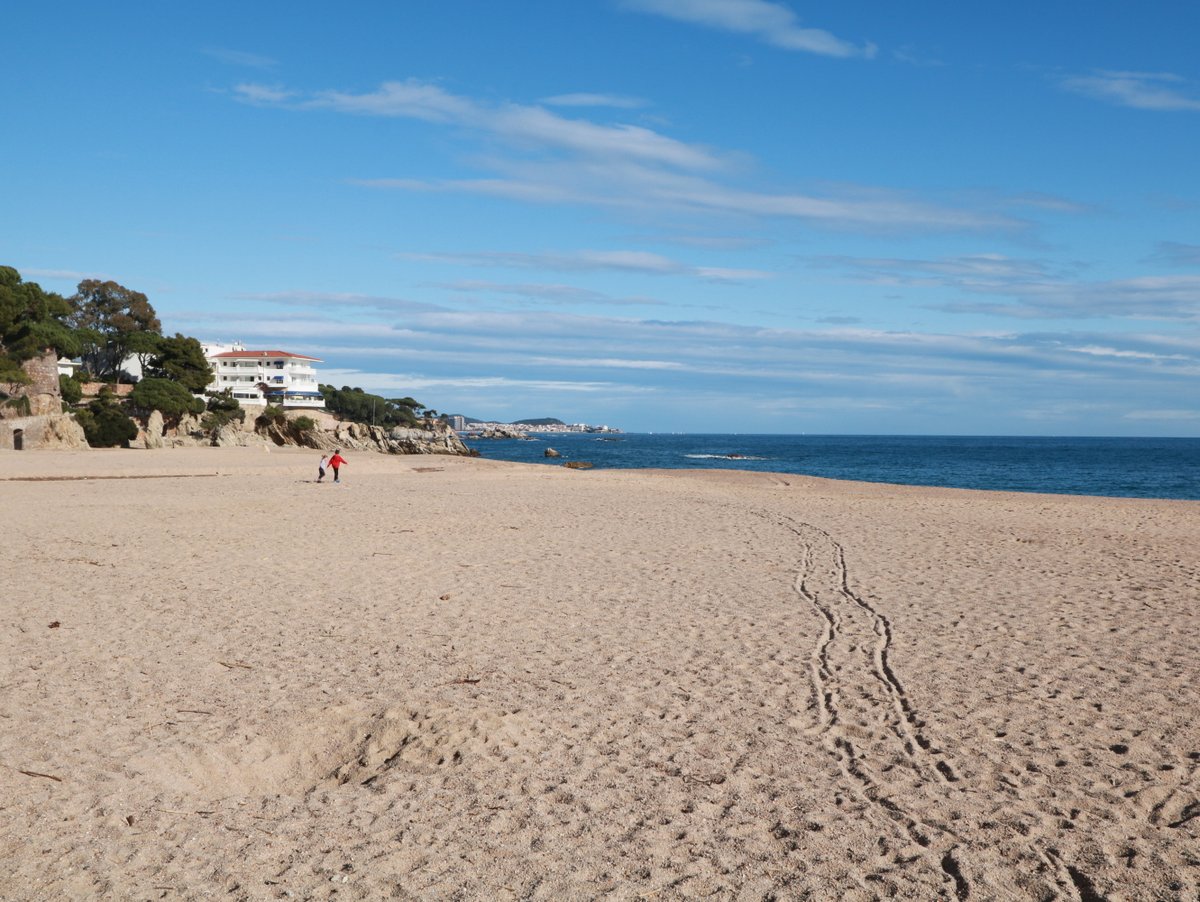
[4,1,1199,434]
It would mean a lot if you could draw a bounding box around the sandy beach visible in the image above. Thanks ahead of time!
[1,446,1197,900]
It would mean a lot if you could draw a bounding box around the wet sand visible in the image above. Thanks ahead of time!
[1,446,1197,900]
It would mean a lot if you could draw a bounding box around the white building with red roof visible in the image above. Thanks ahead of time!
[202,342,325,409]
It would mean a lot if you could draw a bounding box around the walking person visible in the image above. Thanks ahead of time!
[317,454,328,482]
[328,449,347,483]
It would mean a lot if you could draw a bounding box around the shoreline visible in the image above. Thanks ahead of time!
[5,443,1200,504]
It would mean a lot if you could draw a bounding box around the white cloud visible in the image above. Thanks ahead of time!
[433,280,666,307]
[20,268,108,283]
[399,248,772,282]
[241,78,1010,233]
[622,0,876,59]
[1124,409,1200,421]
[540,93,649,109]
[236,290,446,312]
[291,79,721,170]
[319,368,627,393]
[233,83,299,105]
[1060,70,1200,112]
[824,254,1200,321]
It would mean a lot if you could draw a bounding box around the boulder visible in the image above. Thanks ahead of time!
[214,422,248,447]
[544,448,560,458]
[144,410,165,449]
[563,461,594,469]
[42,415,90,450]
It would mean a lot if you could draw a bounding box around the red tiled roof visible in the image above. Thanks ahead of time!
[210,350,322,361]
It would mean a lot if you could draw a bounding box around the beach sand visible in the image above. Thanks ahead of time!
[1,446,1197,900]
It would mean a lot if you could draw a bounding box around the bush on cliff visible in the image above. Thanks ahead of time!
[319,385,422,428]
[129,377,205,422]
[255,405,288,429]
[59,373,83,406]
[75,391,137,448]
[201,390,244,432]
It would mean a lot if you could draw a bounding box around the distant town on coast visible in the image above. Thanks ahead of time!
[452,416,620,436]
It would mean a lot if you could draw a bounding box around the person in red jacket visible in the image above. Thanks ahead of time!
[328,449,347,483]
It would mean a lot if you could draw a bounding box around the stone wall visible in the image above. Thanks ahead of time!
[1,350,62,419]
[0,414,88,451]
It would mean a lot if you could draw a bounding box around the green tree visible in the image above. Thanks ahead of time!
[319,384,423,428]
[147,333,212,393]
[0,266,81,388]
[59,373,83,406]
[129,377,205,422]
[125,329,161,377]
[201,389,244,432]
[68,279,161,381]
[74,390,137,447]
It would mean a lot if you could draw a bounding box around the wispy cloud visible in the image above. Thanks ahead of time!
[278,79,721,170]
[823,254,1200,321]
[235,78,1011,233]
[232,83,298,105]
[621,0,876,59]
[891,45,943,68]
[235,290,446,313]
[1151,241,1200,266]
[1124,409,1200,421]
[172,297,1200,428]
[399,248,772,282]
[1003,191,1098,215]
[540,93,649,109]
[1060,70,1200,111]
[20,268,109,284]
[433,280,666,307]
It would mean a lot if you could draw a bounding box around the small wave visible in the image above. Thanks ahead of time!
[684,453,769,461]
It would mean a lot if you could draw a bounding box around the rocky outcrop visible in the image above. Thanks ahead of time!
[471,426,530,439]
[544,447,560,458]
[143,410,166,449]
[0,414,88,450]
[134,406,472,457]
[278,419,471,456]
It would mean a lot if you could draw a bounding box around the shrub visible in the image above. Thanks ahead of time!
[255,405,288,429]
[292,415,316,433]
[59,373,83,406]
[75,401,137,448]
[201,390,245,431]
[129,377,205,420]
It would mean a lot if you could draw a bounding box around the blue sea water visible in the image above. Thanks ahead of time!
[463,433,1200,501]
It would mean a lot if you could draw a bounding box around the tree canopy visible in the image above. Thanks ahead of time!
[128,377,206,421]
[320,385,423,428]
[0,266,80,386]
[68,279,161,380]
[74,389,138,447]
[146,333,212,393]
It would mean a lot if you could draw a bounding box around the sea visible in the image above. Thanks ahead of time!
[462,433,1200,501]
